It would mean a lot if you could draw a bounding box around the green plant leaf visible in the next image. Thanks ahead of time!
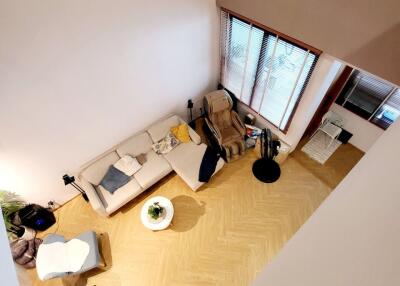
[0,190,25,234]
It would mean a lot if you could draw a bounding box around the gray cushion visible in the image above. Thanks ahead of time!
[100,165,130,194]
[74,231,101,274]
[43,234,66,245]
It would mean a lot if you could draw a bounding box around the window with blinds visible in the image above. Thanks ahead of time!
[336,70,399,130]
[220,10,319,132]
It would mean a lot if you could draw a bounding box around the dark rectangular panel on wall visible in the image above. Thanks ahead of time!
[304,65,354,137]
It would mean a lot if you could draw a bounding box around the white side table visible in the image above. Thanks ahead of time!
[140,196,174,231]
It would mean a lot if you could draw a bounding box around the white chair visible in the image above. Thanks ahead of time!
[311,111,342,148]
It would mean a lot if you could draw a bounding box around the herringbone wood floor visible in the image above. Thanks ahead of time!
[28,138,363,286]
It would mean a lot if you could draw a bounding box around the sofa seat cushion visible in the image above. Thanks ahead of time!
[134,150,172,189]
[147,115,180,143]
[116,132,153,158]
[164,142,224,191]
[81,151,120,186]
[96,178,143,214]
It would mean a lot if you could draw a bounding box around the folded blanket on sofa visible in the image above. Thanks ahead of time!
[199,146,221,182]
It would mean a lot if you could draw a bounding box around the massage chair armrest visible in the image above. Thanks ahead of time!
[78,176,108,217]
[231,111,246,136]
[204,118,222,145]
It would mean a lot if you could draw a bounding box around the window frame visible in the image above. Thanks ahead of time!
[220,8,321,133]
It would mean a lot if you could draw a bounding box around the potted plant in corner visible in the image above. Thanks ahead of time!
[0,190,26,240]
[147,201,165,223]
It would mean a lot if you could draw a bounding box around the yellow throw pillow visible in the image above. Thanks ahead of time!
[170,123,191,143]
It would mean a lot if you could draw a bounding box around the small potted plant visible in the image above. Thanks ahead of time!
[0,190,26,240]
[147,202,165,223]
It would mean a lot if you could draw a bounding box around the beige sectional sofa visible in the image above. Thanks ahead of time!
[77,115,224,216]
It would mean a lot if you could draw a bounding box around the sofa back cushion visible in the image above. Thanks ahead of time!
[80,151,120,186]
[116,132,153,158]
[147,115,180,143]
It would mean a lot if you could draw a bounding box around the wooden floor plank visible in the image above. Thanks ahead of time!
[28,137,363,286]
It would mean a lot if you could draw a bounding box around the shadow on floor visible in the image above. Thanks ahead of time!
[170,195,205,232]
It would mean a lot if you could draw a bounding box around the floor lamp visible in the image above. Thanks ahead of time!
[62,174,89,202]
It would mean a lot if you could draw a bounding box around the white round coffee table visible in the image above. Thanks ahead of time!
[140,196,174,230]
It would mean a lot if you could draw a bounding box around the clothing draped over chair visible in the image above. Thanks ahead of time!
[199,146,221,182]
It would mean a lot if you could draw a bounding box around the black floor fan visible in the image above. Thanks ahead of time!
[252,128,281,183]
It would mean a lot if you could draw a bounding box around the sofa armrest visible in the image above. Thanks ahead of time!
[231,111,246,136]
[188,126,201,145]
[78,176,107,217]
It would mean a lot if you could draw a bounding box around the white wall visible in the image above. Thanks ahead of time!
[239,54,343,150]
[0,210,19,286]
[0,0,219,206]
[330,103,384,152]
[252,109,400,285]
[217,0,400,86]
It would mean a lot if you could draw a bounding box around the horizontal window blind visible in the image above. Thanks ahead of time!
[241,25,264,104]
[384,89,400,110]
[336,70,399,130]
[280,50,317,129]
[220,9,319,132]
[253,38,317,129]
[220,10,230,86]
[250,34,278,112]
[342,71,394,117]
[220,12,252,97]
[371,88,400,129]
[357,74,393,99]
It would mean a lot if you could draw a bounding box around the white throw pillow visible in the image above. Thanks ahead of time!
[113,155,142,176]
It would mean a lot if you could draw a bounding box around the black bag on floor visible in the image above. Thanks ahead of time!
[15,204,56,231]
